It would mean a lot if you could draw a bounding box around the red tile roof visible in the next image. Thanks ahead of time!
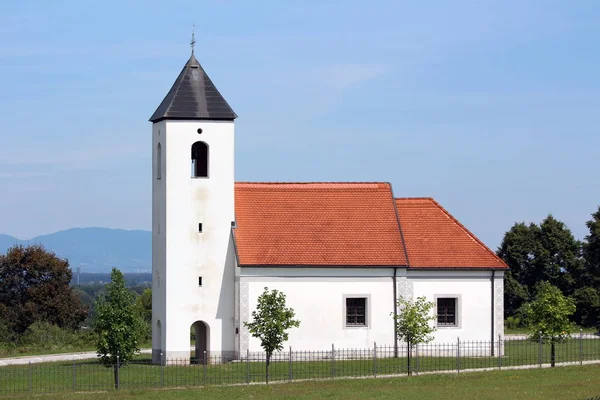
[234,182,408,266]
[395,198,507,269]
[232,183,507,269]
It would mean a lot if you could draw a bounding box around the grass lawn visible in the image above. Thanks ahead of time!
[3,364,600,400]
[1,337,599,394]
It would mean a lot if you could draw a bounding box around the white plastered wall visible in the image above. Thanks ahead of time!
[238,268,504,356]
[152,119,236,362]
[240,268,397,352]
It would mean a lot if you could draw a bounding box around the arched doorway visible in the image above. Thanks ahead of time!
[191,321,210,364]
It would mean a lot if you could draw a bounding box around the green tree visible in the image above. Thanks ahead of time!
[93,268,144,388]
[244,287,300,383]
[497,222,539,316]
[134,288,152,340]
[503,271,530,319]
[583,206,600,291]
[392,296,437,375]
[0,244,87,336]
[526,281,576,367]
[571,287,600,328]
[536,216,584,293]
[497,215,584,317]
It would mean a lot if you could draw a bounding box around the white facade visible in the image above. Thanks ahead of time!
[237,267,505,356]
[152,119,237,362]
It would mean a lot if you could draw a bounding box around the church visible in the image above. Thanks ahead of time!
[149,49,508,363]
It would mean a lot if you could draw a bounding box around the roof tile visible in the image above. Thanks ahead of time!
[395,198,507,269]
[234,182,408,266]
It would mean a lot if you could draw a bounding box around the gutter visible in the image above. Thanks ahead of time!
[491,270,495,356]
[393,267,398,358]
[230,223,241,266]
[388,183,408,359]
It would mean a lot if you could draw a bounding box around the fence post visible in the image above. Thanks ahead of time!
[331,344,335,378]
[246,349,250,384]
[289,346,293,382]
[415,343,419,375]
[72,361,77,391]
[538,331,543,368]
[580,329,583,365]
[373,342,377,377]
[456,337,460,373]
[203,351,207,385]
[116,355,120,390]
[497,334,502,370]
[28,362,32,392]
[160,353,164,389]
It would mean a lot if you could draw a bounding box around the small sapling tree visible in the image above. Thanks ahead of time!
[93,268,144,388]
[244,287,300,383]
[526,281,576,367]
[392,296,437,375]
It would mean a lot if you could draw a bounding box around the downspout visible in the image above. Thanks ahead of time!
[491,270,495,356]
[393,267,398,358]
[388,183,409,359]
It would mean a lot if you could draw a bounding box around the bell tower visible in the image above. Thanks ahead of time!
[149,45,237,362]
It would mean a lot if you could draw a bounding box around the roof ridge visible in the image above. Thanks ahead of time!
[389,184,411,267]
[235,182,391,190]
[236,181,390,185]
[428,199,508,268]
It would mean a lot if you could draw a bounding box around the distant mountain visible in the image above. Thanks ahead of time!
[0,228,151,273]
[0,234,20,252]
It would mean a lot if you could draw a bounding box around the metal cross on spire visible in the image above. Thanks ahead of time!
[191,24,196,55]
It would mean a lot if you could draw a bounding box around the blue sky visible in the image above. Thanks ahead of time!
[1,1,599,250]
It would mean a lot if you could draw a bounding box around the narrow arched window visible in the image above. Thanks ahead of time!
[157,143,162,180]
[191,141,209,178]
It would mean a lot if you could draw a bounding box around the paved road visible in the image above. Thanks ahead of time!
[0,349,152,366]
[504,333,600,341]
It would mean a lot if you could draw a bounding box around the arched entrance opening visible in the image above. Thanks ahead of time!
[190,321,210,364]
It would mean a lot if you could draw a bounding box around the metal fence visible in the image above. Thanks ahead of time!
[1,333,599,394]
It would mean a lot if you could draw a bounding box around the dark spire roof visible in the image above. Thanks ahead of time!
[149,54,237,122]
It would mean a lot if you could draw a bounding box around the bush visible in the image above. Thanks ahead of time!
[0,322,96,356]
[505,316,521,329]
[21,322,71,349]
